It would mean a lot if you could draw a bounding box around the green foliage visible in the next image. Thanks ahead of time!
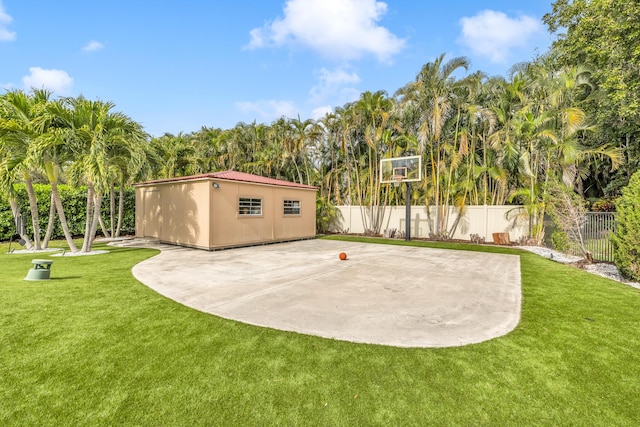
[544,0,640,195]
[551,230,570,253]
[590,198,616,212]
[0,209,14,238]
[315,195,342,234]
[612,171,640,280]
[0,184,135,241]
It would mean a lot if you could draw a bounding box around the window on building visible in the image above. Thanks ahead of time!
[239,197,262,216]
[283,200,301,215]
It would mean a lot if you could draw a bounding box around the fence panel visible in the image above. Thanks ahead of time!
[332,205,529,241]
[568,212,617,262]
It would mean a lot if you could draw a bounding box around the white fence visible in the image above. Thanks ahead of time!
[332,205,529,242]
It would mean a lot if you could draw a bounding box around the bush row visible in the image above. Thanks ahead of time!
[613,171,640,281]
[0,184,135,241]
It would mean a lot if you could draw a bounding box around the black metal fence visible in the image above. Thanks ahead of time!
[567,212,617,262]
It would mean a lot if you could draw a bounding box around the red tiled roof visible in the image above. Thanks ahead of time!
[135,170,317,190]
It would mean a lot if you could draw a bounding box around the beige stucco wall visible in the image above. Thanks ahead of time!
[136,187,161,238]
[136,178,316,250]
[135,180,211,249]
[210,180,316,249]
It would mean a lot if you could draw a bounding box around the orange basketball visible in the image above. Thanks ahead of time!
[339,252,347,260]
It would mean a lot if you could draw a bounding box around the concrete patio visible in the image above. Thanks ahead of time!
[119,239,522,348]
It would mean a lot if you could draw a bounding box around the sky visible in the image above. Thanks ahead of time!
[0,0,555,137]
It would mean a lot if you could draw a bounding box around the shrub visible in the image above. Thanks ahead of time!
[612,171,640,280]
[551,230,570,253]
[316,196,342,234]
[591,198,617,212]
[0,184,135,241]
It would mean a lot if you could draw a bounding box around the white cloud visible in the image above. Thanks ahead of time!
[310,66,361,105]
[22,67,74,95]
[235,100,299,122]
[246,0,405,62]
[311,105,333,120]
[82,40,105,52]
[0,1,16,41]
[316,67,361,88]
[458,10,542,63]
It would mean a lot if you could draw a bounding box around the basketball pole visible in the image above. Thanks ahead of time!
[405,182,411,241]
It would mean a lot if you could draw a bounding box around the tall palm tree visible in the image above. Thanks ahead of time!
[63,96,145,252]
[149,133,199,179]
[105,123,147,237]
[349,90,398,234]
[395,53,473,236]
[31,97,82,252]
[0,89,53,250]
[0,118,33,248]
[287,117,323,186]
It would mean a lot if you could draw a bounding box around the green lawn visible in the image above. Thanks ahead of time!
[1,236,639,426]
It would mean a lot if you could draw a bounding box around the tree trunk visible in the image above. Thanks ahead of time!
[51,181,79,253]
[9,198,33,249]
[23,175,42,250]
[98,213,111,238]
[116,186,124,237]
[42,192,56,248]
[81,182,95,253]
[88,192,103,249]
[110,183,115,237]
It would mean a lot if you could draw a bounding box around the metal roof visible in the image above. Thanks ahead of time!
[134,170,317,190]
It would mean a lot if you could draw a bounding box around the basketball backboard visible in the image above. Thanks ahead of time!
[380,155,422,183]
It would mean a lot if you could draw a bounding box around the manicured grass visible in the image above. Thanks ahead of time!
[1,236,639,425]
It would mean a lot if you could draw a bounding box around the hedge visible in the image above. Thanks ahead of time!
[0,184,135,242]
[612,171,640,281]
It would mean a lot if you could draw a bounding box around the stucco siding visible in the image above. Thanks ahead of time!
[272,188,316,240]
[210,181,316,248]
[136,174,316,250]
[159,181,210,248]
[136,187,162,238]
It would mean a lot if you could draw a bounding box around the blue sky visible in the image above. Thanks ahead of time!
[1,0,554,137]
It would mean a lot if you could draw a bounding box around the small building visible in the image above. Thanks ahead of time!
[134,171,317,250]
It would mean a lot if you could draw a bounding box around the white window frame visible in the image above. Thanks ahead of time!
[283,199,301,215]
[239,197,262,216]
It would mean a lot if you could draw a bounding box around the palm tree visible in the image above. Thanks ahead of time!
[0,89,53,250]
[395,54,473,237]
[29,97,82,252]
[0,118,33,248]
[321,106,357,205]
[486,60,621,243]
[287,117,323,186]
[63,97,144,252]
[105,123,147,237]
[149,133,199,179]
[349,90,398,234]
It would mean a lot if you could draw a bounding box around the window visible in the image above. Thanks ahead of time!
[284,200,301,215]
[239,197,262,216]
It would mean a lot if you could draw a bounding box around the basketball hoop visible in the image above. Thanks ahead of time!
[379,155,421,243]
